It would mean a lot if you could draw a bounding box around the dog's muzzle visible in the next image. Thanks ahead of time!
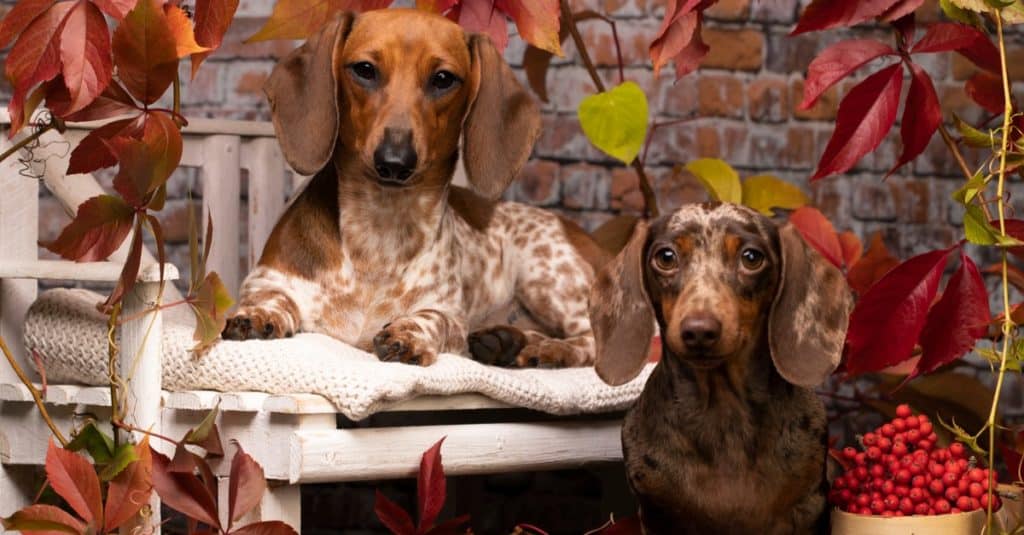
[373,127,417,185]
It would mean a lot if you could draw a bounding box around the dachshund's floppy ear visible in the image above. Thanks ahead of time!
[590,220,655,386]
[264,13,355,176]
[463,34,541,200]
[769,224,852,387]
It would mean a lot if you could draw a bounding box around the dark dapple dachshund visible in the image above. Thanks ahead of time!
[590,203,852,534]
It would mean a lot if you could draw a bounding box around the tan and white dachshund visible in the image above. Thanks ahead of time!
[222,9,610,369]
[590,203,852,534]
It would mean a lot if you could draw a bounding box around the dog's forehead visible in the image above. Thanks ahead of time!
[345,9,470,66]
[665,203,770,239]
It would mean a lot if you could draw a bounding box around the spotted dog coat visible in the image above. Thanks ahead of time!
[222,9,608,368]
[589,203,852,534]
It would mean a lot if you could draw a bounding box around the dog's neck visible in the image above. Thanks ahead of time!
[332,159,457,268]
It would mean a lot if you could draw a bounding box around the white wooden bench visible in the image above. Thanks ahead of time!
[0,111,625,531]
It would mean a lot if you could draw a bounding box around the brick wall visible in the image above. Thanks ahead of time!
[4,0,1022,269]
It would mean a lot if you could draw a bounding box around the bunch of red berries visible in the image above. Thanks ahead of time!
[829,404,1001,516]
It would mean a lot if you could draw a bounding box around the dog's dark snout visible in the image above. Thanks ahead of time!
[680,315,721,351]
[373,128,417,182]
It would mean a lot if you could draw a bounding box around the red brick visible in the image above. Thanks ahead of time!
[700,28,764,71]
[651,166,708,213]
[748,76,789,122]
[580,22,655,68]
[697,74,744,118]
[610,168,645,212]
[791,79,837,121]
[561,163,610,209]
[515,160,561,206]
[891,177,932,224]
[209,17,297,60]
[751,0,797,22]
[705,0,751,21]
[696,126,721,158]
[851,179,898,222]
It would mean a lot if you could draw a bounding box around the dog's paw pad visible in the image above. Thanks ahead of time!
[222,310,290,341]
[468,326,527,367]
[373,325,436,366]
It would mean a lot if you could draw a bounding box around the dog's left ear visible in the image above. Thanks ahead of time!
[768,224,852,387]
[463,34,541,200]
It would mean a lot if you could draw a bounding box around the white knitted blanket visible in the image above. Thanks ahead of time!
[23,289,653,421]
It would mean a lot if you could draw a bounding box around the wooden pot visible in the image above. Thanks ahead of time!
[830,509,985,535]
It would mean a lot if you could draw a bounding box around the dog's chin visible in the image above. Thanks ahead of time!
[681,355,727,370]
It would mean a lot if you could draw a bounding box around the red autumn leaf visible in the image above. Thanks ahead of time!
[846,231,900,295]
[911,22,984,54]
[59,0,113,115]
[45,439,103,527]
[416,0,459,15]
[812,63,904,181]
[42,194,135,262]
[151,447,222,529]
[791,0,901,35]
[889,62,941,175]
[455,0,509,52]
[66,115,144,175]
[650,0,713,80]
[0,0,53,48]
[190,270,235,351]
[228,443,267,526]
[245,0,392,42]
[788,206,845,269]
[798,39,896,110]
[375,490,415,535]
[844,247,953,376]
[965,71,1005,115]
[839,231,863,268]
[91,0,135,19]
[104,436,153,532]
[48,78,138,122]
[5,2,75,137]
[909,252,990,381]
[955,30,1001,74]
[190,0,240,77]
[165,4,210,58]
[494,0,560,55]
[417,437,447,531]
[879,0,923,23]
[112,0,180,104]
[597,515,642,534]
[108,111,183,207]
[231,521,300,535]
[101,218,142,310]
[1,504,87,534]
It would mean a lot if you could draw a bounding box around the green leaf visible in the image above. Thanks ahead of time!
[942,0,982,24]
[190,271,234,352]
[954,114,996,148]
[99,442,139,481]
[185,405,224,457]
[952,172,988,204]
[938,414,987,456]
[577,81,649,164]
[685,158,742,204]
[66,422,115,464]
[740,174,809,215]
[949,0,1024,23]
[964,204,999,245]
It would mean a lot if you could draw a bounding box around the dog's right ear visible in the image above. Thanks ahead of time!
[589,220,655,386]
[264,13,355,176]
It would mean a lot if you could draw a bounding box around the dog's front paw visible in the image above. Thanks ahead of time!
[373,322,437,366]
[468,326,527,367]
[223,308,294,340]
[515,339,579,368]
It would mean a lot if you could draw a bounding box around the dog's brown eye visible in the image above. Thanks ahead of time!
[740,248,765,270]
[653,247,678,271]
[430,70,459,91]
[350,62,377,82]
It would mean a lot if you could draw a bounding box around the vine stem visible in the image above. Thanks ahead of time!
[559,0,658,218]
[0,334,68,446]
[986,10,1015,528]
[0,122,56,164]
[937,125,994,221]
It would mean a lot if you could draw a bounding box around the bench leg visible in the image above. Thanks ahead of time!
[218,478,301,532]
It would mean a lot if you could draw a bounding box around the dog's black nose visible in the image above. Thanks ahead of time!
[373,128,417,182]
[681,316,721,351]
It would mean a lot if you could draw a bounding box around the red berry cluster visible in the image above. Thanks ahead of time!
[829,404,1001,517]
